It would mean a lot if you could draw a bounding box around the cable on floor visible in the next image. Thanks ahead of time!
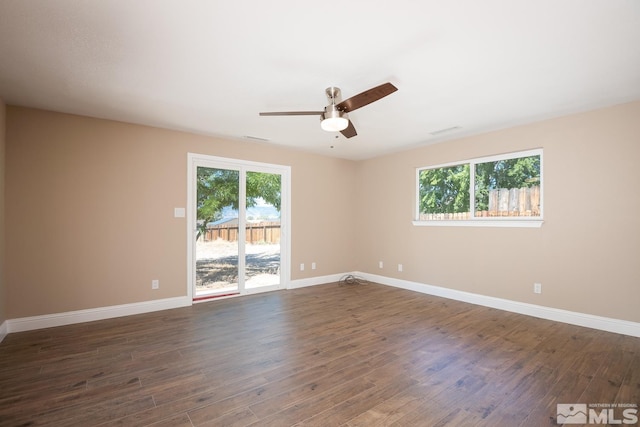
[338,274,367,286]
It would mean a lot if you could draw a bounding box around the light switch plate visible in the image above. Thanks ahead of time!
[174,207,185,218]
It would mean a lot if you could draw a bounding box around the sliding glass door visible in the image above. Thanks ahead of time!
[188,155,289,301]
[195,166,240,297]
[244,171,281,290]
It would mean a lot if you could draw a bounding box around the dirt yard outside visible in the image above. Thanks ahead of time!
[196,239,280,291]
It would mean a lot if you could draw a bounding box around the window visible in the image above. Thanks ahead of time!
[415,149,543,227]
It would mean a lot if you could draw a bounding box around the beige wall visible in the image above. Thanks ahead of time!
[5,102,640,324]
[5,107,356,318]
[355,101,640,323]
[0,99,5,325]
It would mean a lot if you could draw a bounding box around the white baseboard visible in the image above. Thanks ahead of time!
[4,274,638,339]
[0,320,7,343]
[356,272,640,338]
[3,275,346,337]
[288,273,349,289]
[7,296,192,334]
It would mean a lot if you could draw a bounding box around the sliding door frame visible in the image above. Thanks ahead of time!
[186,153,291,301]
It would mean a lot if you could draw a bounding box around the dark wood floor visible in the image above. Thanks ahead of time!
[1,282,639,426]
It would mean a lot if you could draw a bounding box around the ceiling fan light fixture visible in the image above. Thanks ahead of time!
[320,108,349,132]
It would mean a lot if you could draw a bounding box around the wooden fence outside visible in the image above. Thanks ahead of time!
[203,221,281,244]
[420,186,540,220]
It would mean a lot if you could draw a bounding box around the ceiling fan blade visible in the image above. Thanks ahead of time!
[340,120,357,138]
[336,82,398,113]
[259,111,323,116]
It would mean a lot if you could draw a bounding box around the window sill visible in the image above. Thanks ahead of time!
[412,219,544,228]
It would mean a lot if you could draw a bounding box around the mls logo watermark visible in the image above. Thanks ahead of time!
[557,403,638,424]
[557,404,587,424]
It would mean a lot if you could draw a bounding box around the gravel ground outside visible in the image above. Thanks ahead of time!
[196,239,280,291]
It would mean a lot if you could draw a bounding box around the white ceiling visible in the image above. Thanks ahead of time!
[1,1,639,160]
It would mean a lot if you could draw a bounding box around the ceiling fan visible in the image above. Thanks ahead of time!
[259,82,398,138]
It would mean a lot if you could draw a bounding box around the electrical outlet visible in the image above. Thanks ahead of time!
[311,262,316,270]
[398,264,403,272]
[379,261,383,269]
[534,283,542,294]
[300,263,305,271]
[152,279,159,290]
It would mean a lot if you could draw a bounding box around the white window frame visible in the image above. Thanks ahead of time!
[413,148,543,228]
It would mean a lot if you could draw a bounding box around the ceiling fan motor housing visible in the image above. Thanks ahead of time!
[320,87,349,131]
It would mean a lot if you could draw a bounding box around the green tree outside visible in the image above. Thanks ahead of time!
[196,168,281,238]
[474,155,540,211]
[419,154,540,214]
[419,164,470,214]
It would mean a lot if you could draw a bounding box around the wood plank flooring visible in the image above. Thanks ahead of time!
[0,282,639,426]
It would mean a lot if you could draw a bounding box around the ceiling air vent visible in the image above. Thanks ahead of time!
[244,135,270,142]
[429,126,461,136]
